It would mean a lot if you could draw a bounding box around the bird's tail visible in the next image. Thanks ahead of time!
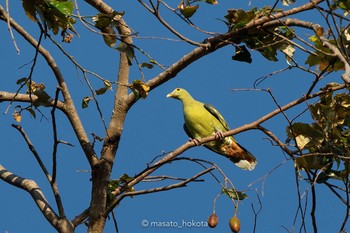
[221,138,257,171]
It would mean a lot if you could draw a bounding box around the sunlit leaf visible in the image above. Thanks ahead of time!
[281,0,296,6]
[279,44,295,65]
[12,112,22,122]
[23,0,76,35]
[180,5,199,18]
[49,0,74,16]
[130,80,150,99]
[305,35,344,72]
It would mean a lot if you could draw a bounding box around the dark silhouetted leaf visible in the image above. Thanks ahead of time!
[232,45,252,63]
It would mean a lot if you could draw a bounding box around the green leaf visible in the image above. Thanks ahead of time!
[232,45,252,63]
[108,180,121,190]
[140,62,154,69]
[82,96,91,109]
[305,35,344,72]
[222,188,248,200]
[180,5,199,18]
[119,174,134,184]
[16,77,28,85]
[205,0,218,4]
[33,90,52,107]
[225,8,257,28]
[93,13,113,30]
[95,87,109,95]
[116,42,135,65]
[295,155,326,171]
[49,0,74,16]
[101,26,117,47]
[22,0,38,22]
[25,108,36,119]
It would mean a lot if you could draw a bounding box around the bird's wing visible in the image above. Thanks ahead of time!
[203,103,230,131]
[183,123,193,138]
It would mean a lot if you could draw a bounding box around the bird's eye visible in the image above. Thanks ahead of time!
[176,88,180,92]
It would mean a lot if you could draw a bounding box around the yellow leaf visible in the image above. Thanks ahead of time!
[295,134,310,150]
[316,27,324,37]
[130,80,150,99]
[13,112,22,122]
[180,5,199,18]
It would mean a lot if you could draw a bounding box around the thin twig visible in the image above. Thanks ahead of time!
[122,166,215,197]
[251,189,263,233]
[5,0,19,54]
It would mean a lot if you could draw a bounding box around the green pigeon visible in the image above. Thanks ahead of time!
[167,88,257,171]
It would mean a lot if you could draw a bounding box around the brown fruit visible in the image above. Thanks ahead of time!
[208,213,219,228]
[229,216,240,233]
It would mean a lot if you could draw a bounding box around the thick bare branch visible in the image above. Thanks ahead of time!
[0,164,74,233]
[0,91,65,109]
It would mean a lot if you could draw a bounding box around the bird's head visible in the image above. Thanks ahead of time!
[166,88,190,100]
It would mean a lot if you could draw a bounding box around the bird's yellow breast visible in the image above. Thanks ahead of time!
[183,103,225,139]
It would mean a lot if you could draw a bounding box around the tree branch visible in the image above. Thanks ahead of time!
[106,166,215,217]
[0,91,65,110]
[0,164,74,232]
[122,166,214,197]
[0,5,98,167]
[11,124,66,218]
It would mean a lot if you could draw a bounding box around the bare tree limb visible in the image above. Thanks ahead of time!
[0,91,65,110]
[0,164,74,233]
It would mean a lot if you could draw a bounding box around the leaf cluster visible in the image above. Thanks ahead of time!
[306,36,345,72]
[22,0,76,35]
[224,7,295,62]
[92,11,124,48]
[287,84,350,180]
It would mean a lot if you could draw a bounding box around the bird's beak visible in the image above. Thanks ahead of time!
[166,92,174,98]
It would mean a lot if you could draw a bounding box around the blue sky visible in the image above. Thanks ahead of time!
[0,0,348,232]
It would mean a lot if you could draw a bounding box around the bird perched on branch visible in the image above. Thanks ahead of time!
[167,88,257,171]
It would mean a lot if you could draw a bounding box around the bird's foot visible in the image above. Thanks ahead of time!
[214,131,225,141]
[189,138,201,146]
